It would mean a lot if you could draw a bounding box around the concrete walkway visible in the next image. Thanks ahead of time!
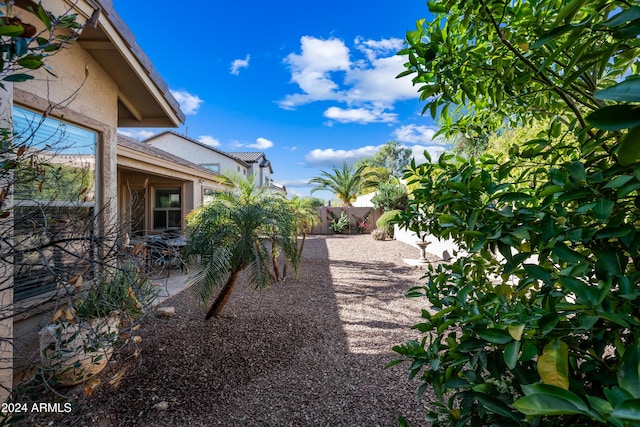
[149,269,192,306]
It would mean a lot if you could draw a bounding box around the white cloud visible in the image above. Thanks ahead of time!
[393,124,442,145]
[198,135,221,147]
[323,106,396,124]
[305,145,380,167]
[279,178,312,187]
[248,137,274,150]
[279,36,418,124]
[230,54,250,75]
[345,55,418,104]
[170,90,204,115]
[118,129,155,140]
[355,36,404,62]
[280,36,351,109]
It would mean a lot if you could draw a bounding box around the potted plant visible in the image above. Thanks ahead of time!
[38,266,155,386]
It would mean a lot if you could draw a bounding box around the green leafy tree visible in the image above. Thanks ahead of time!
[185,176,299,319]
[391,1,640,425]
[357,140,412,179]
[309,162,382,206]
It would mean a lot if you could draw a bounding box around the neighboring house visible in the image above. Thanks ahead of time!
[117,135,227,237]
[145,131,251,177]
[1,0,184,401]
[145,131,286,194]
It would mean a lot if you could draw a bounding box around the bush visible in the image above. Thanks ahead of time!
[371,182,408,211]
[376,209,400,239]
[371,227,386,240]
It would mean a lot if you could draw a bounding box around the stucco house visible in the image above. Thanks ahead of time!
[117,135,227,237]
[145,131,286,194]
[1,0,184,401]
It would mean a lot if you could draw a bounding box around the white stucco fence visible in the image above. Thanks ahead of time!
[393,225,462,261]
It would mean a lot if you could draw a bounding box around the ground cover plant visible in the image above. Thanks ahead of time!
[390,1,640,425]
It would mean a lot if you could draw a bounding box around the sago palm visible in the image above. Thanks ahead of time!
[185,176,298,319]
[309,162,381,206]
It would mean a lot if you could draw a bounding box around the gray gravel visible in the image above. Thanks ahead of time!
[30,235,438,426]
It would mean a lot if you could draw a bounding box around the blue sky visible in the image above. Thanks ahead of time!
[112,1,446,200]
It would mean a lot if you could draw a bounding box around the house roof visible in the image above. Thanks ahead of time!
[74,0,185,127]
[144,131,251,167]
[230,152,265,163]
[117,134,220,177]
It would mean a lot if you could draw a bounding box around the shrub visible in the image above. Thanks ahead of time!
[371,182,408,211]
[376,209,400,239]
[371,227,386,240]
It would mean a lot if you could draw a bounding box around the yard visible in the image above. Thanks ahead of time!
[25,235,439,426]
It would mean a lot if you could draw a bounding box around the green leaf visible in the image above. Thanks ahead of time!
[524,264,552,283]
[0,25,26,37]
[427,1,447,13]
[551,244,586,263]
[586,105,640,131]
[475,392,519,420]
[538,313,559,336]
[618,342,640,398]
[559,276,599,306]
[532,24,580,49]
[476,328,512,344]
[602,6,640,28]
[515,384,591,416]
[595,76,640,103]
[603,175,634,189]
[593,198,614,220]
[504,340,521,370]
[514,393,585,416]
[617,126,640,166]
[2,74,34,83]
[611,399,640,421]
[538,340,570,389]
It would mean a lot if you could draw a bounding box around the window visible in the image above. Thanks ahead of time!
[12,106,97,301]
[201,164,220,173]
[153,188,181,230]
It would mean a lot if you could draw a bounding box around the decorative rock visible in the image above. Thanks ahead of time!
[156,307,175,317]
[154,401,169,411]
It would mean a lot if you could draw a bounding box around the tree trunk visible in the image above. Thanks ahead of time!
[298,230,307,256]
[205,268,241,320]
[271,251,280,281]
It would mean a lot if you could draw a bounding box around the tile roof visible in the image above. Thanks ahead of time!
[229,152,265,163]
[117,134,220,177]
[144,131,250,167]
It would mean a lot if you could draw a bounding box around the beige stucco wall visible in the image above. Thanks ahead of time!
[8,2,121,394]
[0,83,13,404]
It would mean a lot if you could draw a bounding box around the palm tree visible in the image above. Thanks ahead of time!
[309,162,381,206]
[185,176,298,319]
[288,196,322,258]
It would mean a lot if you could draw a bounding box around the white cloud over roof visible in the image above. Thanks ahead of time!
[198,135,221,147]
[170,90,204,115]
[248,137,274,150]
[279,36,418,124]
[118,129,155,140]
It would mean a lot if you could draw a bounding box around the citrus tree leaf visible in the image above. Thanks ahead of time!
[538,340,570,390]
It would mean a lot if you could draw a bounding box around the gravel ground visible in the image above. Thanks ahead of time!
[25,235,440,426]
